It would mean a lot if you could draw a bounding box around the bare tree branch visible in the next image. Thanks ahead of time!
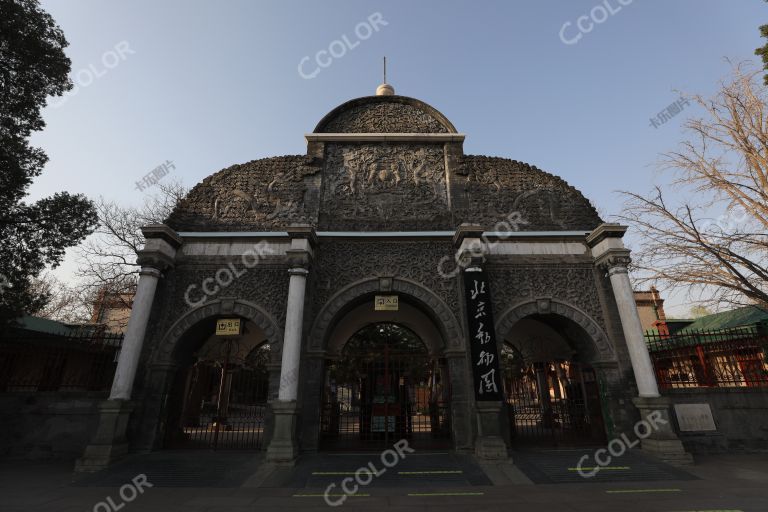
[75,180,187,307]
[618,63,768,311]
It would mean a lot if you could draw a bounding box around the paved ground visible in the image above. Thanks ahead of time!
[2,450,767,511]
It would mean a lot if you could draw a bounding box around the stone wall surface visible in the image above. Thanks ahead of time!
[0,393,104,460]
[665,388,768,453]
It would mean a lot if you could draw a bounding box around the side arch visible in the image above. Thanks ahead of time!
[149,298,284,367]
[495,298,617,363]
[135,298,284,452]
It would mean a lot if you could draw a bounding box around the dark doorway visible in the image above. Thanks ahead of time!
[502,345,606,447]
[166,341,270,450]
[320,323,451,451]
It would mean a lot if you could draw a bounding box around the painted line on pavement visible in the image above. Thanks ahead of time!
[568,466,630,471]
[311,471,372,475]
[398,470,464,475]
[606,488,682,494]
[407,492,484,497]
[293,493,371,497]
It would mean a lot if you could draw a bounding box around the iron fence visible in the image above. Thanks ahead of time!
[0,328,122,392]
[646,325,768,389]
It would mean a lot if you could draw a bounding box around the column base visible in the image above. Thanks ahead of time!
[474,401,509,460]
[638,438,694,466]
[75,400,135,473]
[265,400,299,465]
[474,435,509,460]
[632,396,693,466]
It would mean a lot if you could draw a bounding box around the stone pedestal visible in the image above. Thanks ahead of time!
[75,400,135,473]
[474,401,508,460]
[265,400,299,465]
[633,396,693,466]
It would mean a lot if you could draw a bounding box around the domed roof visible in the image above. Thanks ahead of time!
[166,92,601,233]
[313,95,457,134]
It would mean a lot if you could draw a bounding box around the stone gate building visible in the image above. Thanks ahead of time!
[77,83,690,471]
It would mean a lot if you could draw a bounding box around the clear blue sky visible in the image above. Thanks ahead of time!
[29,0,766,315]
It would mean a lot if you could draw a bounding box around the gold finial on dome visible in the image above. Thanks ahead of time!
[376,56,395,96]
[376,83,395,96]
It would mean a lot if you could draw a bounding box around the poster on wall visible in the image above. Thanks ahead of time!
[463,267,503,401]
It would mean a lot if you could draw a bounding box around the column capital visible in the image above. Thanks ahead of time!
[137,224,182,272]
[141,224,183,248]
[138,266,163,279]
[453,223,484,248]
[286,249,312,271]
[453,223,487,268]
[287,224,317,247]
[136,248,176,272]
[286,225,316,269]
[596,248,632,274]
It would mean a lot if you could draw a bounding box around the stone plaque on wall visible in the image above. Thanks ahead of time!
[674,403,717,432]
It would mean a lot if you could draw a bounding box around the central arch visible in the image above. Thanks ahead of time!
[319,322,451,451]
[298,278,471,452]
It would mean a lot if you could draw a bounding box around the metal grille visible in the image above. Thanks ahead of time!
[320,323,451,451]
[172,355,269,450]
[646,326,768,388]
[503,359,606,447]
[0,330,122,392]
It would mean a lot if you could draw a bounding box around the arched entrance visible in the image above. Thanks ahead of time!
[161,316,273,450]
[320,322,451,451]
[502,345,605,446]
[498,305,613,448]
[300,278,469,452]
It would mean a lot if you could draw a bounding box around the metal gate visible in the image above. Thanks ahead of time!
[169,345,270,450]
[320,323,451,451]
[503,358,606,447]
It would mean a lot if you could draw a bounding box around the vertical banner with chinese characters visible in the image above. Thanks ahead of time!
[463,267,503,401]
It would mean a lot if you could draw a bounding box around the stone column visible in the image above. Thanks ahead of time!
[454,224,508,460]
[110,267,161,400]
[266,225,315,464]
[76,225,181,472]
[278,267,309,401]
[587,224,692,465]
[602,254,660,398]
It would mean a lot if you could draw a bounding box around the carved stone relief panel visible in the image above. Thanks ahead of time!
[319,144,452,230]
[167,156,321,231]
[487,264,607,333]
[452,156,602,231]
[311,239,460,322]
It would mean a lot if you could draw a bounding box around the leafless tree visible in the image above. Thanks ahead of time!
[75,180,187,308]
[619,63,768,311]
[28,272,93,324]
